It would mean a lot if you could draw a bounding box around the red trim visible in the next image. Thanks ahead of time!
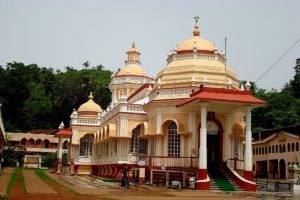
[197,168,207,180]
[177,87,266,107]
[177,49,215,55]
[127,83,154,100]
[244,170,253,181]
[195,181,210,190]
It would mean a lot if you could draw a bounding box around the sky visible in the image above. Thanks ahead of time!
[0,0,299,91]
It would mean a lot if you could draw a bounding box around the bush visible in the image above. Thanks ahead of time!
[42,152,57,168]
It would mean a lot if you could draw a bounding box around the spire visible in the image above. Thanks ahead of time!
[126,42,141,65]
[193,16,200,36]
[88,92,94,100]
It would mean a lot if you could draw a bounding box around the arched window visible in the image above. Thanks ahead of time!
[167,122,181,157]
[292,143,295,152]
[63,141,68,149]
[276,145,278,153]
[288,143,291,152]
[119,89,124,99]
[259,147,261,154]
[283,144,286,152]
[272,145,274,153]
[253,148,255,155]
[130,125,140,153]
[269,146,271,153]
[44,140,50,148]
[279,144,282,153]
[262,147,264,154]
[296,143,299,151]
[29,138,34,145]
[80,134,94,156]
[21,138,27,146]
[36,139,42,145]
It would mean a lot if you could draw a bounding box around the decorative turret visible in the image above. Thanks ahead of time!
[193,16,200,36]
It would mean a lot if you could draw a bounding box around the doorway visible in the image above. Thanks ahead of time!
[279,159,286,179]
[207,134,219,167]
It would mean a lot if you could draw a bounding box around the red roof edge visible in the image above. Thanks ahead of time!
[127,83,154,101]
[55,128,72,138]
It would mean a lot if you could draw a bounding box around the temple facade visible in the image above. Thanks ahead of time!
[57,19,265,191]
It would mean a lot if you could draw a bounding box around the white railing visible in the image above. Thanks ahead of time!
[150,156,198,168]
[127,104,144,113]
[72,118,101,126]
[167,52,226,64]
[227,158,244,171]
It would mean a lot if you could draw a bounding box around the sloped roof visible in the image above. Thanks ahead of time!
[55,128,72,138]
[177,87,266,107]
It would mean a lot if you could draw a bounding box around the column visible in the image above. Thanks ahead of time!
[244,107,253,181]
[195,104,210,190]
[56,136,63,174]
[225,113,232,162]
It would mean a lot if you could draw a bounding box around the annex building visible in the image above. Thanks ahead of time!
[56,19,266,191]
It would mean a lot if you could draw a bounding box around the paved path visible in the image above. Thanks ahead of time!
[23,170,57,194]
[0,167,14,197]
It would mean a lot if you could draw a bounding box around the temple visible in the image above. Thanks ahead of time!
[56,18,265,191]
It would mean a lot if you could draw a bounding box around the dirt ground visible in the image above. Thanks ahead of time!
[0,167,278,200]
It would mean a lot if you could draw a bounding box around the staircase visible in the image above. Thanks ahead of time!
[208,164,243,192]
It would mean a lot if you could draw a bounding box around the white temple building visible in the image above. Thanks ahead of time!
[56,18,265,191]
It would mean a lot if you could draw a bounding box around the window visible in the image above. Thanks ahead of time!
[63,141,68,149]
[21,138,27,146]
[80,134,94,156]
[296,143,299,151]
[288,143,291,152]
[29,138,34,145]
[36,139,41,145]
[292,143,295,152]
[265,146,267,154]
[44,140,50,148]
[130,125,143,153]
[167,122,181,157]
[283,144,286,152]
[276,145,278,153]
[262,147,264,154]
[272,145,274,153]
[253,148,255,155]
[269,146,271,153]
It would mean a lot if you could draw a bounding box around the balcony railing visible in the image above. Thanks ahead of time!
[148,156,198,168]
[227,158,244,171]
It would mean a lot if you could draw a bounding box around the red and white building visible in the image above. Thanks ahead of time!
[58,19,266,191]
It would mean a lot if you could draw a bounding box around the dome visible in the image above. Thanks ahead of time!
[155,18,239,90]
[177,36,215,52]
[78,93,102,115]
[116,65,146,76]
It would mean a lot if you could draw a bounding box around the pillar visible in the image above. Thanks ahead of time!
[56,136,63,174]
[195,104,210,190]
[244,108,253,181]
[225,113,232,162]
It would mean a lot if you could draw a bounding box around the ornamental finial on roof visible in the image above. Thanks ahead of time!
[193,16,200,36]
[132,42,136,49]
[88,92,93,100]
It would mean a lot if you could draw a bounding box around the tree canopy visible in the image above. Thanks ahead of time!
[0,62,111,132]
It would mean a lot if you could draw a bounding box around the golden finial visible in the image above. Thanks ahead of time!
[88,92,93,100]
[132,42,136,49]
[193,16,200,36]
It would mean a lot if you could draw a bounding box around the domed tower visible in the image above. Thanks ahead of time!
[154,17,239,92]
[109,42,153,103]
[77,92,102,118]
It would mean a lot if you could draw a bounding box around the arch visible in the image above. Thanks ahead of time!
[283,144,286,152]
[29,138,35,145]
[63,140,68,149]
[272,145,274,153]
[296,143,299,151]
[292,143,295,152]
[80,134,94,156]
[36,139,42,145]
[198,115,224,166]
[21,138,27,146]
[288,143,291,152]
[161,119,180,136]
[276,145,278,153]
[279,159,286,179]
[167,121,181,157]
[44,139,50,148]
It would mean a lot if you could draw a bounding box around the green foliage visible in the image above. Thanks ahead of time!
[62,152,68,166]
[0,62,112,131]
[3,144,26,167]
[41,152,56,168]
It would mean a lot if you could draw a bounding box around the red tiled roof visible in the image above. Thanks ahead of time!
[177,87,266,107]
[127,83,154,100]
[55,128,72,138]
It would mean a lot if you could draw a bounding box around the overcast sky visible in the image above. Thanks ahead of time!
[0,0,299,91]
